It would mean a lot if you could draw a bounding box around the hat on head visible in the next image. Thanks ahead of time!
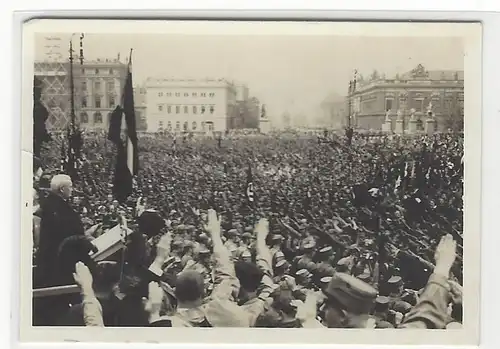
[303,240,316,250]
[388,275,402,285]
[175,270,205,303]
[319,246,332,254]
[320,276,333,285]
[323,272,378,315]
[296,269,312,279]
[275,259,288,268]
[227,229,238,236]
[392,300,412,314]
[274,251,285,260]
[375,295,390,305]
[242,232,252,239]
[357,273,371,283]
[271,234,284,242]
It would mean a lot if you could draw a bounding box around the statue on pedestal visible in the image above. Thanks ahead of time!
[385,109,391,122]
[410,108,416,121]
[426,102,434,119]
[396,109,403,121]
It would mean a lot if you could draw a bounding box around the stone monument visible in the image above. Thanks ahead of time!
[395,109,404,134]
[259,115,271,134]
[382,110,392,132]
[408,108,418,134]
[425,102,437,135]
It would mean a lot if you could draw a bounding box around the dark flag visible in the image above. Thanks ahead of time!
[107,106,123,144]
[60,138,67,172]
[246,164,254,204]
[123,50,139,177]
[109,50,139,203]
[33,76,50,158]
[65,126,76,178]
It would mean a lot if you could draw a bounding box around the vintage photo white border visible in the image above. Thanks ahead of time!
[16,18,481,345]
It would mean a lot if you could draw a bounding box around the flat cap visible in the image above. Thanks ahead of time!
[319,246,332,253]
[271,234,284,241]
[275,259,288,268]
[357,273,371,282]
[296,269,312,279]
[375,296,390,305]
[324,272,378,315]
[388,275,402,285]
[303,240,316,249]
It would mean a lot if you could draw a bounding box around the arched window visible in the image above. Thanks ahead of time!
[183,121,188,131]
[80,112,89,124]
[201,121,205,130]
[210,105,215,114]
[167,121,172,130]
[175,121,180,130]
[184,106,188,114]
[201,105,206,114]
[94,112,102,124]
[192,121,197,130]
[193,106,197,114]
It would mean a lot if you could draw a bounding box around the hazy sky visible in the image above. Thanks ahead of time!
[35,33,464,124]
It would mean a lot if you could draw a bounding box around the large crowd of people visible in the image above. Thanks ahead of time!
[31,129,464,328]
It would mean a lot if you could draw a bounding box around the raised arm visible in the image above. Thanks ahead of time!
[205,209,240,299]
[399,234,456,329]
[73,262,104,327]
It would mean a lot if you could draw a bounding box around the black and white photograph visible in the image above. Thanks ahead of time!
[21,19,481,344]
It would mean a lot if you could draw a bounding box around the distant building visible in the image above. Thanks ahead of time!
[235,84,250,102]
[320,93,348,129]
[349,64,464,132]
[144,78,237,133]
[34,57,129,130]
[133,86,147,131]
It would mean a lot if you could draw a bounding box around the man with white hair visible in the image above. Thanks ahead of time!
[37,174,85,288]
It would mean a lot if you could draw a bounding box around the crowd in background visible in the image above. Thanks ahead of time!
[32,130,464,328]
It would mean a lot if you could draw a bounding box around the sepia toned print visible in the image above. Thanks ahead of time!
[21,19,481,344]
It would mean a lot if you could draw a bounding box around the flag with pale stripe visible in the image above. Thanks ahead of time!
[246,164,254,204]
[108,50,139,203]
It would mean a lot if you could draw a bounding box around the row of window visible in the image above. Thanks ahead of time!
[81,68,116,76]
[81,80,116,93]
[384,97,463,113]
[158,104,215,114]
[157,91,216,98]
[158,120,214,131]
[81,95,116,109]
[78,112,107,124]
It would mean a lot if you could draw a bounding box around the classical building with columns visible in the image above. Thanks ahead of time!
[349,64,464,132]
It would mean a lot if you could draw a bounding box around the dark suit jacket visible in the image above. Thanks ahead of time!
[36,192,84,287]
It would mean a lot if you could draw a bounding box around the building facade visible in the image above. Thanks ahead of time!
[74,58,129,131]
[350,64,464,132]
[144,78,237,133]
[133,86,148,131]
[34,57,129,130]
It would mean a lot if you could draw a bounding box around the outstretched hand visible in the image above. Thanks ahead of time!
[255,218,269,240]
[204,209,221,238]
[434,234,457,277]
[73,261,93,293]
